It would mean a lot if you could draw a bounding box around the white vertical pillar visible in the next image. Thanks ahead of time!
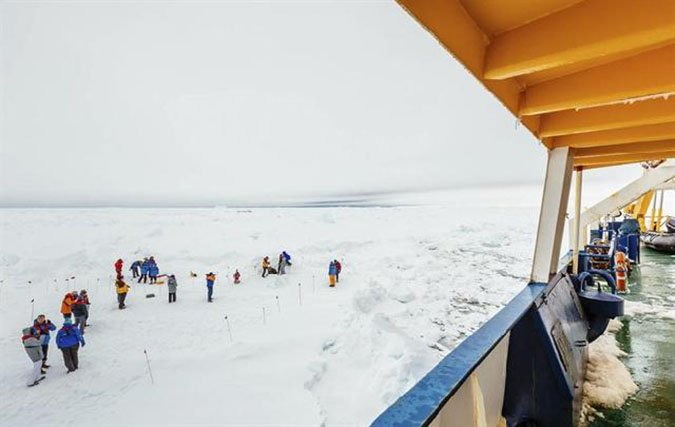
[572,168,583,274]
[649,191,659,231]
[530,147,574,283]
[657,189,665,230]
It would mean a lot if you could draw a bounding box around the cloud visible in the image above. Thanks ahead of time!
[3,2,549,206]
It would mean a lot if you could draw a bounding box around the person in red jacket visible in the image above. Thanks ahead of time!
[233,269,241,284]
[334,260,342,283]
[79,290,91,326]
[114,259,124,277]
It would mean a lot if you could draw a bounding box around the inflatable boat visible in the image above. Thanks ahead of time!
[641,231,675,253]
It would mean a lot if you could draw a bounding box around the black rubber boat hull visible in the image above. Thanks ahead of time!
[640,232,675,253]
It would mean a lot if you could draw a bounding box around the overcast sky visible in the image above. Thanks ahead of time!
[0,1,635,207]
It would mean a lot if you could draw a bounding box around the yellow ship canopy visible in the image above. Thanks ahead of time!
[397,0,675,169]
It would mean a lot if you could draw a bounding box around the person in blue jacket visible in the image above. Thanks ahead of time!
[328,261,337,287]
[138,258,149,284]
[56,318,85,373]
[205,272,216,302]
[148,257,159,284]
[130,260,142,278]
[33,314,56,369]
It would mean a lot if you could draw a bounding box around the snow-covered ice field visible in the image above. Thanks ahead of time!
[0,189,541,426]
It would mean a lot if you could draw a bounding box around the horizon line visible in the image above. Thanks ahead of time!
[0,180,545,209]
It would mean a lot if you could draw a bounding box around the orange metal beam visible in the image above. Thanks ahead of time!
[484,0,675,80]
[398,0,675,156]
[519,44,675,116]
[519,42,674,87]
[574,139,675,158]
[459,0,582,37]
[574,150,675,167]
[550,122,675,148]
[538,97,675,138]
[582,161,641,170]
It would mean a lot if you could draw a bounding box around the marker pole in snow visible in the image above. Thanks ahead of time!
[28,281,34,317]
[298,283,302,306]
[262,307,266,325]
[144,349,155,385]
[312,275,316,294]
[276,296,281,313]
[224,316,233,342]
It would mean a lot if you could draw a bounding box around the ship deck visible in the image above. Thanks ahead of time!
[590,248,675,426]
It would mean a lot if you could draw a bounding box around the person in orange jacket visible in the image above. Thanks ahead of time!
[60,292,77,319]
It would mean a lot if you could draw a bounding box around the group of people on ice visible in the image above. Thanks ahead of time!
[114,257,164,308]
[60,289,91,331]
[22,316,85,387]
[21,289,90,387]
[261,251,292,277]
[21,251,345,387]
[328,260,342,287]
[126,257,160,284]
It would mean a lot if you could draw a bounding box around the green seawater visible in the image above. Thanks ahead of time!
[590,248,675,427]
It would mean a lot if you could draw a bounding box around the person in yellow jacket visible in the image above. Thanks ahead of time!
[262,256,271,277]
[115,277,130,310]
